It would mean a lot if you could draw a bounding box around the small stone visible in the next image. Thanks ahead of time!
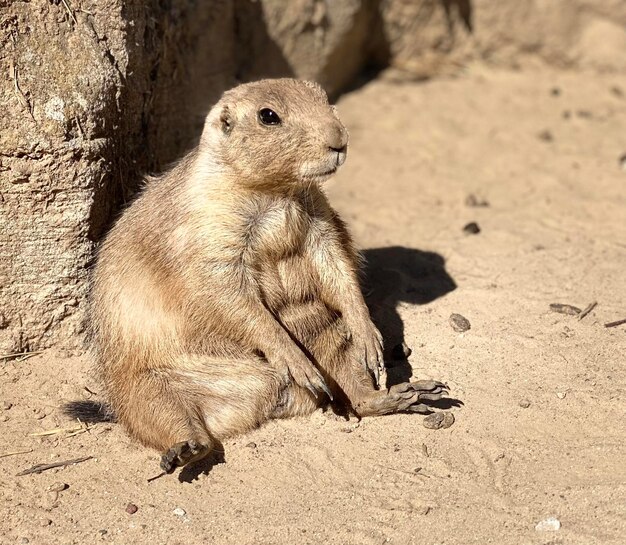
[465,194,489,207]
[619,153,626,171]
[449,313,471,333]
[463,222,480,235]
[549,303,581,316]
[2,401,12,410]
[20,538,29,544]
[550,87,561,96]
[172,507,186,517]
[576,109,592,119]
[556,392,567,399]
[125,503,138,514]
[419,506,431,515]
[0,414,8,422]
[98,529,108,536]
[518,399,531,409]
[535,516,561,532]
[420,443,429,457]
[537,129,553,142]
[494,452,505,462]
[245,442,257,449]
[391,342,412,360]
[40,519,52,527]
[423,411,455,430]
[48,482,68,493]
[413,467,422,473]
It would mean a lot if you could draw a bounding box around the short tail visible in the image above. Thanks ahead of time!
[62,400,116,423]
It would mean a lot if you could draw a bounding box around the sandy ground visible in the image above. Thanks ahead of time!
[1,66,626,545]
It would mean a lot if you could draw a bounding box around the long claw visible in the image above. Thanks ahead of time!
[318,379,334,401]
[417,392,445,402]
[306,383,319,398]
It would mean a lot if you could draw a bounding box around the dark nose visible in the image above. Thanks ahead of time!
[329,144,347,154]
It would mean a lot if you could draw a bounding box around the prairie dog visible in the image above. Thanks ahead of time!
[90,79,447,472]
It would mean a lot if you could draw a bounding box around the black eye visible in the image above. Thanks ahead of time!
[258,108,281,126]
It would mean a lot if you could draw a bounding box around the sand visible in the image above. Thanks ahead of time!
[1,66,625,545]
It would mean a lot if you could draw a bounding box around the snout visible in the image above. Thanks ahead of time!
[328,124,349,167]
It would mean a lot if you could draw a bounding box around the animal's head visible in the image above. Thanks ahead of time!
[201,79,348,189]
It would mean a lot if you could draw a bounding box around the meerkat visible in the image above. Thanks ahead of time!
[89,79,448,473]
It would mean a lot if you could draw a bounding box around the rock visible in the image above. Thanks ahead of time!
[518,399,531,408]
[245,442,257,449]
[537,129,554,142]
[535,516,561,531]
[125,503,138,515]
[98,529,108,536]
[449,314,471,333]
[391,342,412,360]
[465,194,489,207]
[0,415,8,422]
[423,411,455,430]
[550,87,561,96]
[556,392,567,399]
[173,507,186,517]
[549,303,581,316]
[40,519,52,527]
[2,401,12,410]
[463,222,481,235]
[48,482,68,493]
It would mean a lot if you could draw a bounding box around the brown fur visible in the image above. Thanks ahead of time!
[90,79,447,472]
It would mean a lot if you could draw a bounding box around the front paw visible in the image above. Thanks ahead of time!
[351,320,384,387]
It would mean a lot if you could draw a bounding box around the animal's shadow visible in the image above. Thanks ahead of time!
[361,246,457,393]
[178,443,226,483]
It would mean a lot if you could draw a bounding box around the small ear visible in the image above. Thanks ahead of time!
[219,106,234,135]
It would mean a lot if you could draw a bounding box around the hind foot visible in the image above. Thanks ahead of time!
[160,440,210,474]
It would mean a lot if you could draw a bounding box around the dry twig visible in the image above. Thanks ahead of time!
[16,456,92,476]
[578,301,597,321]
[605,318,626,328]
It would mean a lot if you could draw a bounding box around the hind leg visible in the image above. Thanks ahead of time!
[111,354,306,473]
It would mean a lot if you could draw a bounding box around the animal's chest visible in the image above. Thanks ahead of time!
[252,202,322,309]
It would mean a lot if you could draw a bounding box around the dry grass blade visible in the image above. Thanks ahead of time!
[0,449,33,459]
[30,422,92,437]
[0,350,43,361]
[61,0,78,24]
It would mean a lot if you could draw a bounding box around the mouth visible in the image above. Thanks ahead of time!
[303,167,338,181]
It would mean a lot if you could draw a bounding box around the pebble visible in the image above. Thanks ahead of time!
[449,313,471,333]
[549,303,581,316]
[20,538,29,544]
[172,507,186,517]
[245,442,257,449]
[2,401,12,410]
[391,342,412,360]
[48,482,68,493]
[0,414,8,422]
[619,153,626,171]
[465,194,489,207]
[537,129,553,142]
[98,529,108,536]
[462,222,480,235]
[423,411,455,430]
[535,516,561,531]
[556,392,567,399]
[518,399,531,409]
[40,518,52,527]
[125,503,138,515]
